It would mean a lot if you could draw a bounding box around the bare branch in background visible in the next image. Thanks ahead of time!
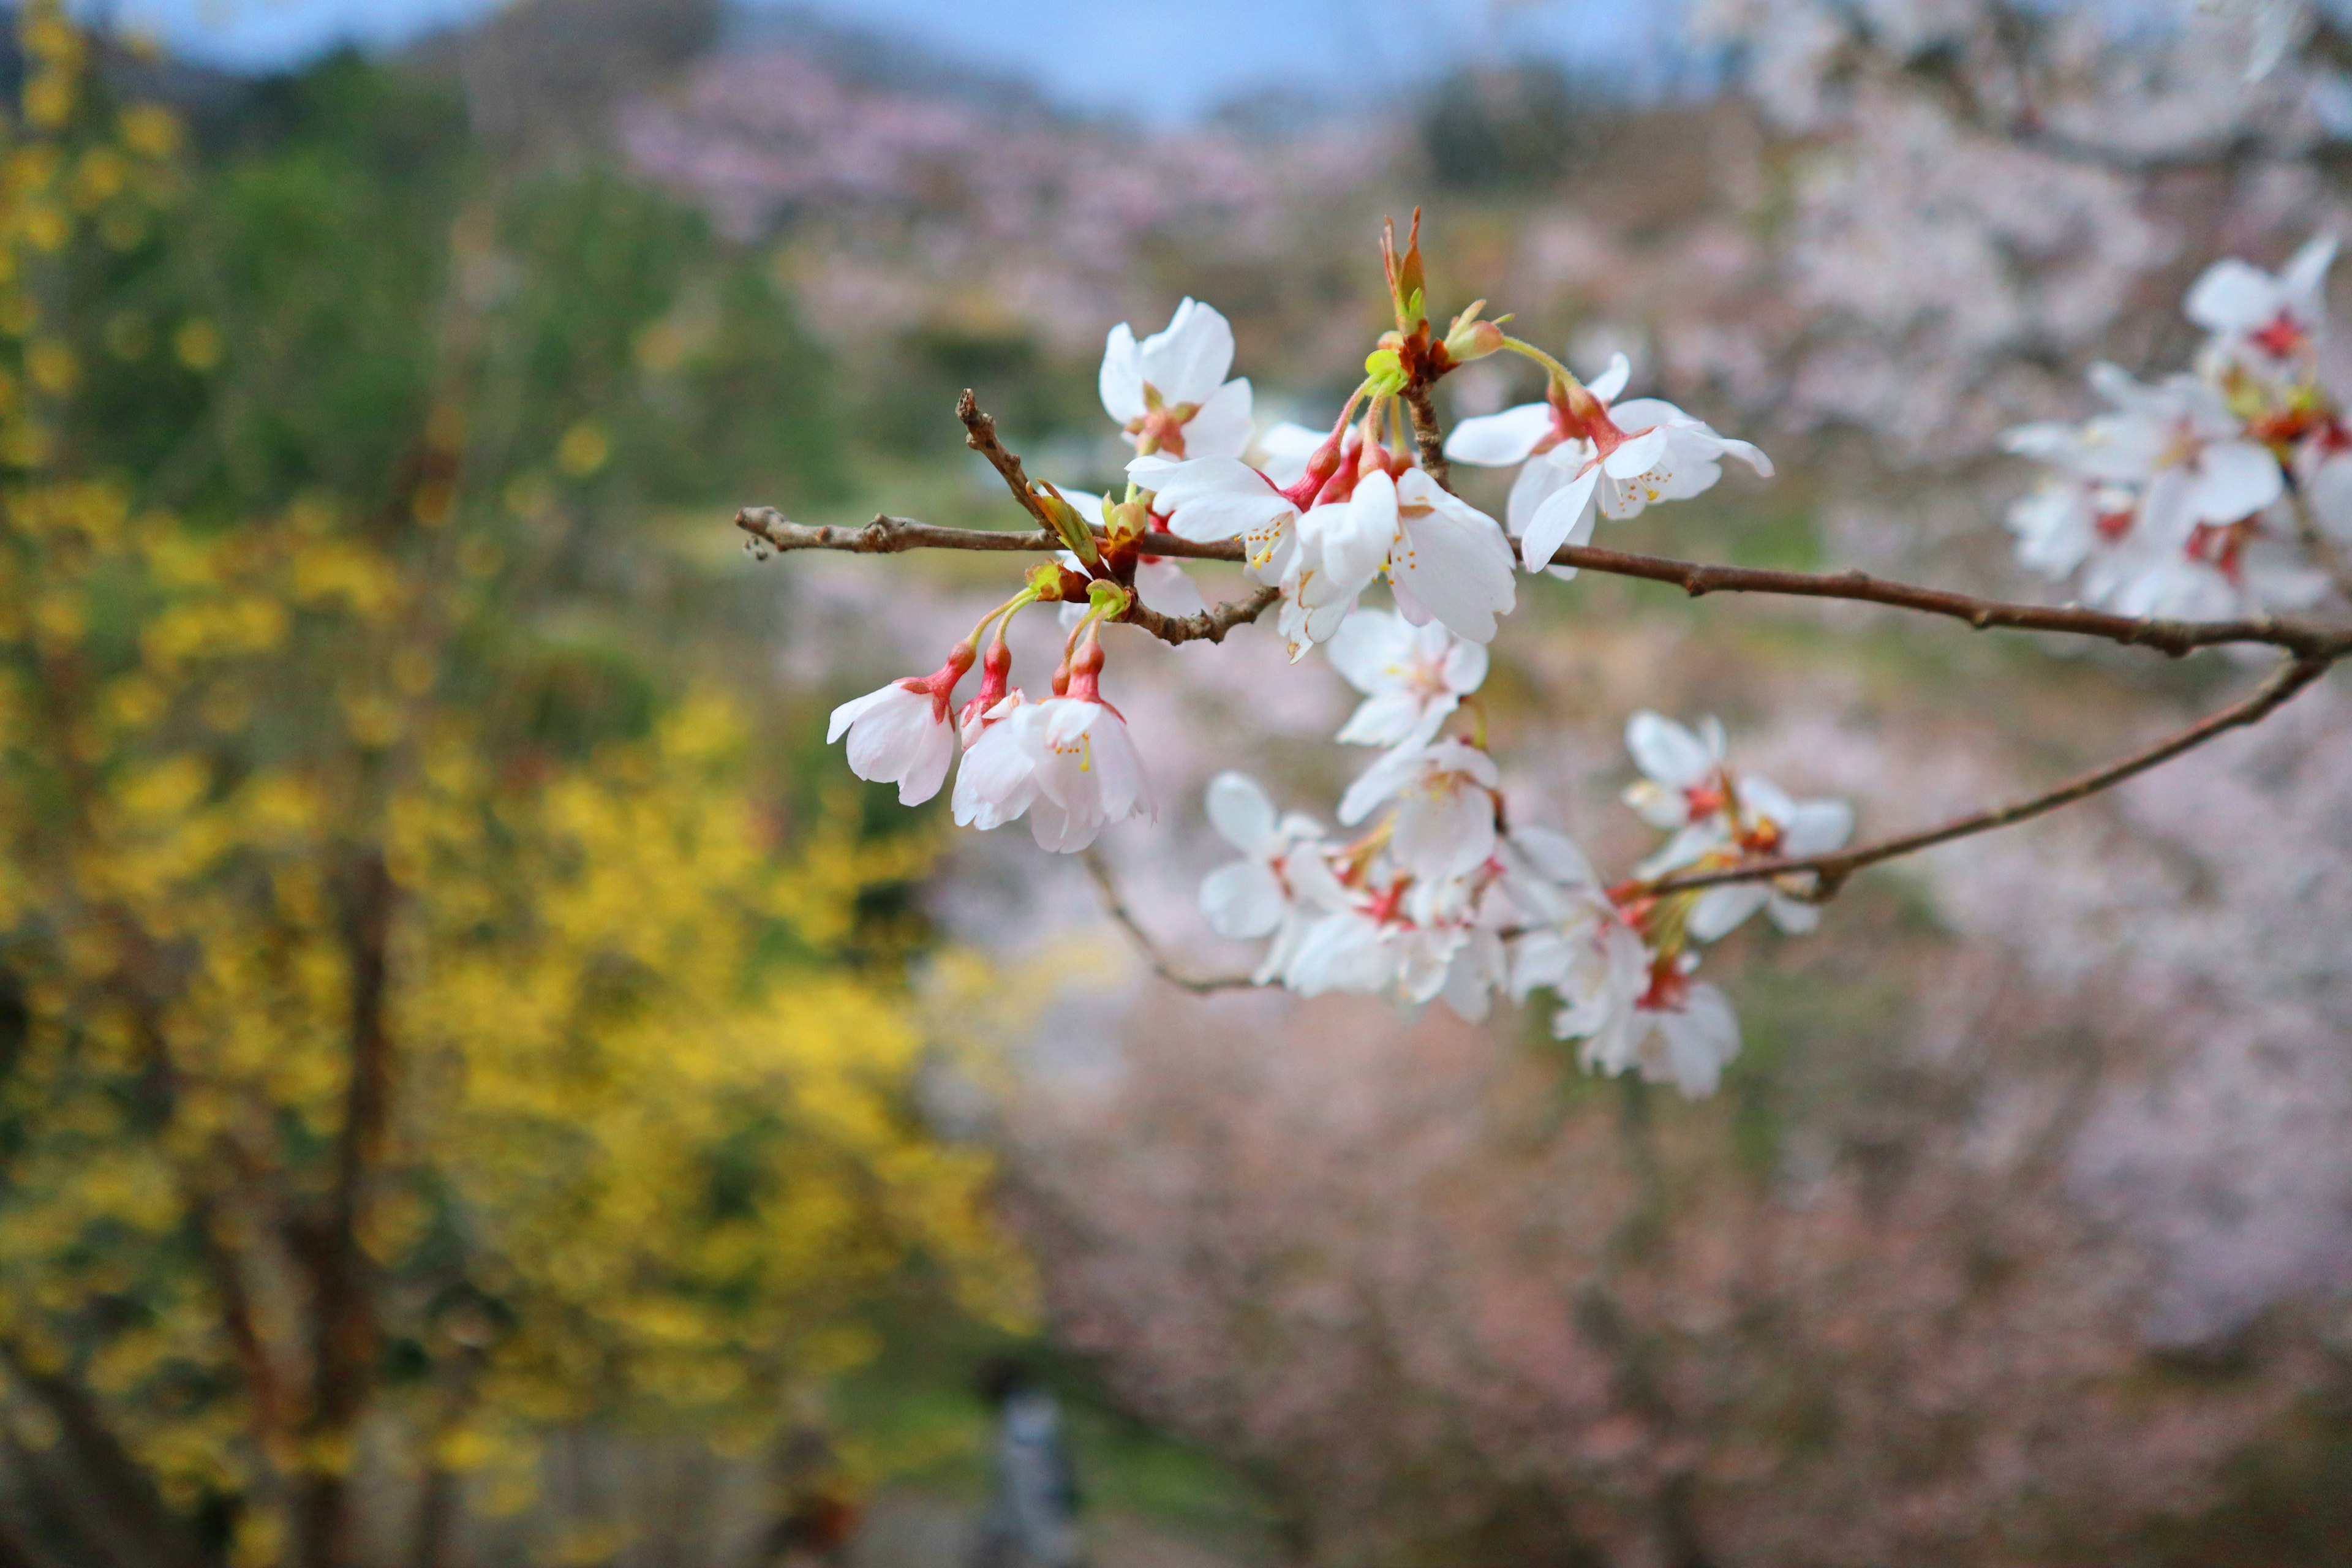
[1080,850,1256,996]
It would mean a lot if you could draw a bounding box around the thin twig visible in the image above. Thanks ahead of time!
[956,388,1061,535]
[1645,654,2334,900]
[735,505,2352,661]
[1080,848,1257,995]
[1120,583,1284,646]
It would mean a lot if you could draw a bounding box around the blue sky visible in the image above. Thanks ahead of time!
[75,0,1685,123]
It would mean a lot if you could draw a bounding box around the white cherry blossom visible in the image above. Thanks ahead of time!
[2187,233,2335,372]
[953,692,1044,831]
[827,650,968,805]
[1024,639,1153,853]
[1099,298,1253,460]
[1324,609,1488,747]
[1336,737,1500,884]
[1444,352,1771,573]
[1197,772,1333,985]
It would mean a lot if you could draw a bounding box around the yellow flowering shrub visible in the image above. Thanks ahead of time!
[0,9,1017,1564]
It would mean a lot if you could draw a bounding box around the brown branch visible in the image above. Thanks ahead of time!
[956,388,1061,535]
[1119,583,1283,646]
[1401,382,1452,490]
[1080,848,1257,995]
[1646,654,2334,900]
[736,505,2352,660]
[735,506,1240,561]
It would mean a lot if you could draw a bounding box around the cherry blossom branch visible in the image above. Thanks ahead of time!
[1080,848,1256,995]
[734,505,2352,661]
[1643,654,2334,900]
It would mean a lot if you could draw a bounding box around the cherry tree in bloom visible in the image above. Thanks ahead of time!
[747,213,2352,1104]
[2007,238,2348,619]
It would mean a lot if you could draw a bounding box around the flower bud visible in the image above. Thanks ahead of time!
[1443,301,1509,365]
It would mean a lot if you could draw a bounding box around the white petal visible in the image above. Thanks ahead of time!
[1392,787,1498,883]
[1135,456,1296,543]
[1205,771,1279,855]
[1182,378,1254,460]
[1520,466,1599,572]
[1138,298,1235,405]
[1201,859,1287,939]
[1586,353,1631,403]
[1098,323,1145,423]
[1135,557,1207,619]
[1656,984,1740,1098]
[1626,712,1713,788]
[1512,827,1596,888]
[1392,491,1517,644]
[1779,799,1855,858]
[1444,402,1555,467]
[897,713,956,806]
[1324,609,1412,694]
[1687,883,1768,943]
[2189,441,2286,523]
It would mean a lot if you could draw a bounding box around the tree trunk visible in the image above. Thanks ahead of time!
[292,853,398,1568]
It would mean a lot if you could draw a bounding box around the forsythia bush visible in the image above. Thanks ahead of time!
[0,9,1017,1566]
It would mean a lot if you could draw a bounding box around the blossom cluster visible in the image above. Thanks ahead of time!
[1197,619,1852,1098]
[823,230,1842,1096]
[2005,236,2351,618]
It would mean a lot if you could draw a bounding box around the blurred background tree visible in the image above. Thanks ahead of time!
[0,6,1025,1566]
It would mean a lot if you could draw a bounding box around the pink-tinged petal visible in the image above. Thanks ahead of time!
[897,715,956,806]
[1182,377,1255,460]
[1520,466,1599,571]
[1098,323,1145,423]
[2190,441,2286,522]
[1028,795,1099,854]
[1444,402,1555,467]
[1336,744,1423,826]
[826,684,901,744]
[1586,352,1632,404]
[1200,860,1286,939]
[1604,397,1689,430]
